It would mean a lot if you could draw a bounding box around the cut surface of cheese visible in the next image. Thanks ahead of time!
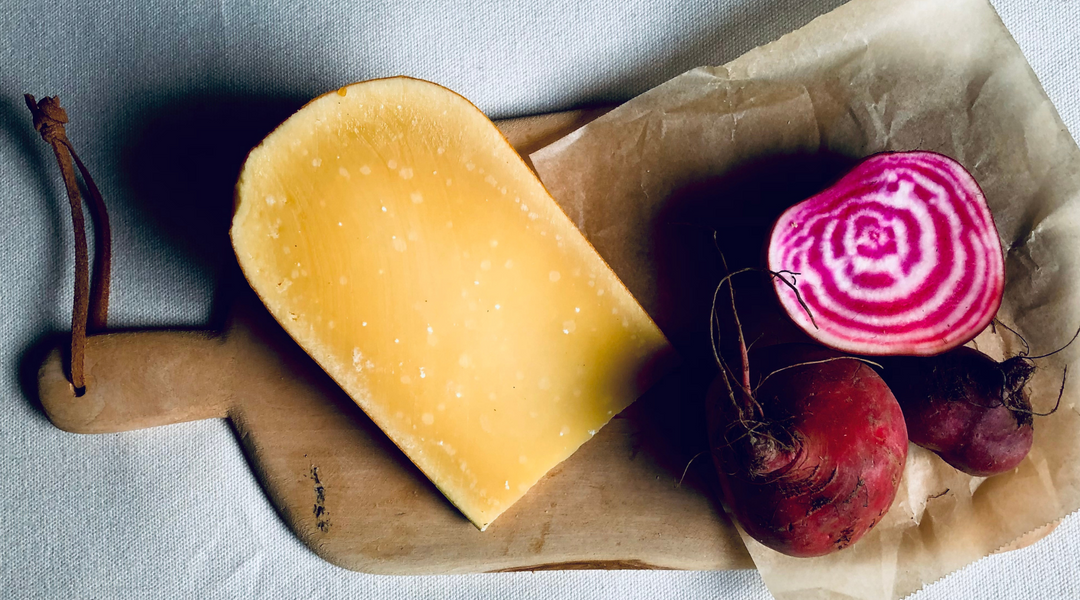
[231,77,676,530]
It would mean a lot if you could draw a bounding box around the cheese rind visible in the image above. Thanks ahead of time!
[231,77,676,529]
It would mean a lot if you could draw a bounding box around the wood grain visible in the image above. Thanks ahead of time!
[36,108,754,574]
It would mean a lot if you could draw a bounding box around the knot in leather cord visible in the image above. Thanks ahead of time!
[28,95,70,145]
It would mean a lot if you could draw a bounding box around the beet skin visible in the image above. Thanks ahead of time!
[707,345,908,557]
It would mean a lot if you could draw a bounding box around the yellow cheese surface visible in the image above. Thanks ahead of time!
[231,78,676,529]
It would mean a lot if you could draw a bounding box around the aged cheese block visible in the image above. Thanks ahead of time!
[230,77,677,530]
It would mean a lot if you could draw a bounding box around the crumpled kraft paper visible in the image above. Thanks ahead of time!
[530,0,1080,598]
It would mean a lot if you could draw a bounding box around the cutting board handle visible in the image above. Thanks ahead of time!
[37,330,231,434]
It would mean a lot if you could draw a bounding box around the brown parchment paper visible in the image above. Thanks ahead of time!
[530,0,1080,598]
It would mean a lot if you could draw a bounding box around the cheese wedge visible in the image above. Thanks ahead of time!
[231,77,676,529]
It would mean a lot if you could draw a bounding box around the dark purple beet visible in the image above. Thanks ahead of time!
[880,347,1035,476]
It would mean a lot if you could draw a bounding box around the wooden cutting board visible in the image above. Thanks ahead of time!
[35,108,755,574]
[34,107,1053,574]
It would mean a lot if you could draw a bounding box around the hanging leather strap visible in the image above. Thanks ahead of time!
[25,94,111,396]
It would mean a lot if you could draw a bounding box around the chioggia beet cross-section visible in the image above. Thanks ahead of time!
[767,151,1004,356]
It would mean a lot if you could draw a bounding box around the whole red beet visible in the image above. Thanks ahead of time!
[879,347,1036,476]
[707,344,908,557]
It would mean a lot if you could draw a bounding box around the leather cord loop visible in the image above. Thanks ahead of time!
[25,94,112,396]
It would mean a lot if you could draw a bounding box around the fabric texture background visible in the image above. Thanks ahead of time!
[2,1,1078,597]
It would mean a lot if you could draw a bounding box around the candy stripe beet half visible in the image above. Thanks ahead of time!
[767,152,1004,356]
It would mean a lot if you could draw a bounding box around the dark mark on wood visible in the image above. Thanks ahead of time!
[529,522,552,554]
[309,466,330,533]
[628,430,645,461]
[929,488,951,500]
